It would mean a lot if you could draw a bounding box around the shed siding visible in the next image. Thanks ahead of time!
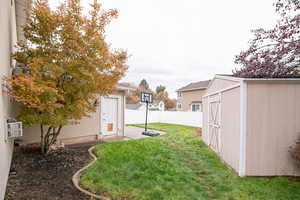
[205,78,239,95]
[220,87,240,171]
[202,77,241,172]
[246,81,300,176]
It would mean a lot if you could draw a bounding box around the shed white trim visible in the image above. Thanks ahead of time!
[219,93,222,153]
[122,95,125,137]
[239,80,247,177]
[215,75,243,81]
[100,94,122,137]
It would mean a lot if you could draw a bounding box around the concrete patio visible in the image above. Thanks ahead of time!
[124,126,164,139]
[101,126,164,143]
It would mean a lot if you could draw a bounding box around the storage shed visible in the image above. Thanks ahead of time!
[202,75,300,177]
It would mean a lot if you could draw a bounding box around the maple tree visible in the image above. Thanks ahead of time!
[5,0,127,154]
[234,0,300,78]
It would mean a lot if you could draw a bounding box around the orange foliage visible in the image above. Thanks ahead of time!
[5,0,128,153]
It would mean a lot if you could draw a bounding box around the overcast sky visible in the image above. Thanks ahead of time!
[50,0,277,98]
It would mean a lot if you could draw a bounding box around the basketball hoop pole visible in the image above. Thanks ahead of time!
[141,92,152,134]
[145,101,149,132]
[140,93,160,137]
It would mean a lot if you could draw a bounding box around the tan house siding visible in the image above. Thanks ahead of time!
[22,108,100,145]
[177,89,206,111]
[0,0,19,198]
[21,92,126,145]
[246,81,300,176]
[15,0,30,41]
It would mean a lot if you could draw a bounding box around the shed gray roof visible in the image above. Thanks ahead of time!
[177,80,210,92]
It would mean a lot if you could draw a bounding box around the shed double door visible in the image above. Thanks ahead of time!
[208,95,221,153]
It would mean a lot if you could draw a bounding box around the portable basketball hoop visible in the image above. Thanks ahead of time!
[140,92,160,136]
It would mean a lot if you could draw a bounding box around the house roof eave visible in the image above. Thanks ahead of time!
[176,87,208,92]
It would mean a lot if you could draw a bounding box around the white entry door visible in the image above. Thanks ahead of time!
[101,96,119,136]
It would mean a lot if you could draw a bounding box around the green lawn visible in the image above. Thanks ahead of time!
[80,123,300,200]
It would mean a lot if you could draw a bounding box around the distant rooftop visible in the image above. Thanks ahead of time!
[177,80,210,92]
[117,82,137,89]
[126,104,143,110]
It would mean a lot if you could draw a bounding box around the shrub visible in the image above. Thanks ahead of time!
[289,137,300,166]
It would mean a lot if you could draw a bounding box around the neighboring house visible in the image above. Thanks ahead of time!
[0,0,29,198]
[118,82,137,93]
[202,74,300,177]
[148,100,165,111]
[176,80,210,112]
[126,103,146,111]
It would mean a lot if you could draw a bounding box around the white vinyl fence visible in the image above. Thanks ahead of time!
[125,109,202,127]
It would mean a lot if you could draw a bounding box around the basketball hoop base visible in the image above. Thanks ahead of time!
[142,131,160,137]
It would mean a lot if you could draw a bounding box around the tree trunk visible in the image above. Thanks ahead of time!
[40,125,63,154]
[40,125,44,154]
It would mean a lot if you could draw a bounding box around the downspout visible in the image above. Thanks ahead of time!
[239,80,247,177]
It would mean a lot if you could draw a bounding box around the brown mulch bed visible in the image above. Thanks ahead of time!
[5,141,102,200]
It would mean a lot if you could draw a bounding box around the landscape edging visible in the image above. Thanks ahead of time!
[72,146,111,200]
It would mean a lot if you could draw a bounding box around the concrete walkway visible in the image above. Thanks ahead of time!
[124,126,164,140]
[101,126,164,143]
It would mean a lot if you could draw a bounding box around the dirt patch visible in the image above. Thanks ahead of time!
[192,128,202,138]
[5,141,102,200]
